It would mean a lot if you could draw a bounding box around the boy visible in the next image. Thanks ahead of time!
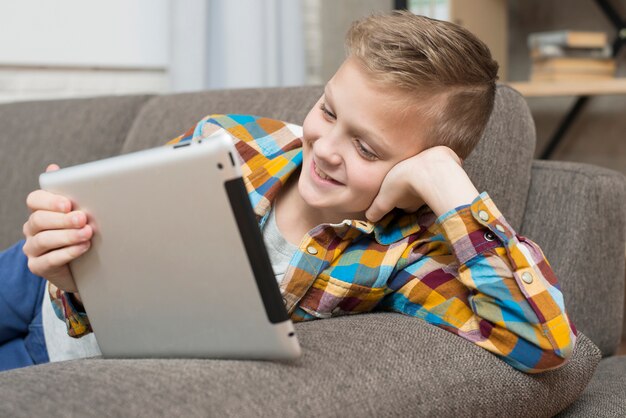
[3,11,576,373]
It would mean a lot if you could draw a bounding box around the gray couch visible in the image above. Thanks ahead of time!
[0,85,624,417]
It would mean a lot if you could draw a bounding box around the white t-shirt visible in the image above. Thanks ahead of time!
[41,289,101,362]
[261,203,299,283]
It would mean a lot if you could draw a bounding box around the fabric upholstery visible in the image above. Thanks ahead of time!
[0,95,154,250]
[520,160,626,356]
[463,85,536,231]
[121,86,324,153]
[0,313,601,418]
[557,356,626,417]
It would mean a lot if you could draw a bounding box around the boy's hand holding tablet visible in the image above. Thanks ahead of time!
[22,164,92,296]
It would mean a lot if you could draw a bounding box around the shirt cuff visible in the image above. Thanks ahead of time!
[48,283,92,338]
[436,192,515,265]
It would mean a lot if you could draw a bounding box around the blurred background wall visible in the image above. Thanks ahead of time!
[509,0,626,171]
[0,0,308,101]
[0,0,625,176]
[0,0,170,102]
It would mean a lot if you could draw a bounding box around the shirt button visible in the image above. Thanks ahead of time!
[478,210,490,221]
[306,246,318,255]
[484,231,496,241]
[282,297,287,305]
[495,224,505,232]
[521,272,534,284]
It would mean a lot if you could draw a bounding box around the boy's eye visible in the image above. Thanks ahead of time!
[318,102,377,161]
[320,103,336,119]
[354,139,378,161]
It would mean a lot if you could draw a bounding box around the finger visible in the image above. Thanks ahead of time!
[27,244,88,292]
[439,146,462,166]
[401,204,424,214]
[366,196,394,223]
[25,210,87,236]
[450,151,462,166]
[46,164,61,173]
[30,263,79,293]
[23,225,93,257]
[26,189,72,213]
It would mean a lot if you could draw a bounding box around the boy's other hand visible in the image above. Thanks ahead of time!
[365,146,478,222]
[22,164,93,293]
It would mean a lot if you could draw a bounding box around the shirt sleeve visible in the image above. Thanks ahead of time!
[380,192,577,373]
[48,283,92,338]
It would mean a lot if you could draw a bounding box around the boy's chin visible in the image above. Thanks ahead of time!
[298,179,368,218]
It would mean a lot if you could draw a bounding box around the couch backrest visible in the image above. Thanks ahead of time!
[4,86,624,355]
[520,160,626,356]
[121,86,324,153]
[464,85,536,230]
[1,85,535,249]
[122,84,535,229]
[0,95,153,249]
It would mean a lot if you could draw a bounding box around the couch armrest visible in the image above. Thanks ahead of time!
[0,313,601,417]
[520,160,626,356]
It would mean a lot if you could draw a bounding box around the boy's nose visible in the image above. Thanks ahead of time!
[314,136,342,166]
[314,130,342,166]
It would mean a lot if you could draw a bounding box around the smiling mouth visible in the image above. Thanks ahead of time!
[313,160,343,185]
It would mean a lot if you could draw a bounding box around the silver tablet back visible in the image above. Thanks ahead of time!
[39,133,301,360]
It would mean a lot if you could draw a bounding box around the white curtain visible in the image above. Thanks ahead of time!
[169,0,306,91]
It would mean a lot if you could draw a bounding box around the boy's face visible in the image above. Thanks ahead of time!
[299,57,431,221]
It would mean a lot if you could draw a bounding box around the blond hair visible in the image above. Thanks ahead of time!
[345,11,499,159]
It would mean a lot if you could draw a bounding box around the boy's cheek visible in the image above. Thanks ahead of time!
[301,126,318,148]
[302,110,323,138]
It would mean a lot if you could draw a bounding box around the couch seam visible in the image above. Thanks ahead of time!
[530,162,626,183]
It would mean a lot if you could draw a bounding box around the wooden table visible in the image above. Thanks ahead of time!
[507,78,626,159]
[508,78,626,97]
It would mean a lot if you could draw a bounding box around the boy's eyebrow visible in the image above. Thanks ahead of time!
[324,85,391,157]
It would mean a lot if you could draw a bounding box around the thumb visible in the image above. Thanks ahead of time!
[365,196,391,223]
[46,164,61,173]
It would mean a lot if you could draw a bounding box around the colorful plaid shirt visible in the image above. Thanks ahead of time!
[50,114,577,373]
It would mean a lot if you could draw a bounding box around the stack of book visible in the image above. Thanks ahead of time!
[528,30,615,82]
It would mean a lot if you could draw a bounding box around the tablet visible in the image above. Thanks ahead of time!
[39,132,301,360]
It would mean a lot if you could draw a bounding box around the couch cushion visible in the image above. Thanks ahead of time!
[0,95,154,250]
[520,160,626,356]
[121,86,324,153]
[556,355,626,417]
[0,313,601,417]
